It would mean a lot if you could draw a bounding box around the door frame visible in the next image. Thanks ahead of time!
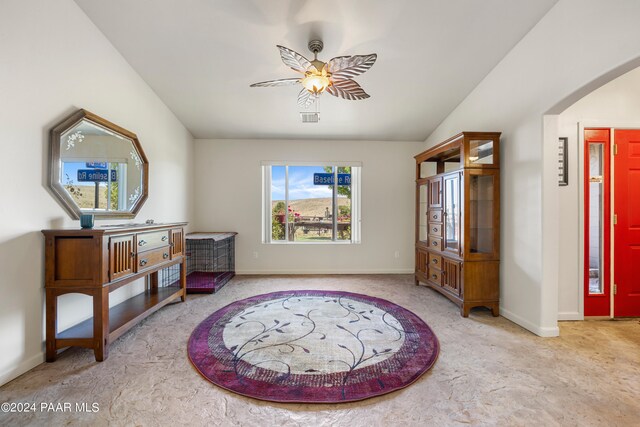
[578,121,640,318]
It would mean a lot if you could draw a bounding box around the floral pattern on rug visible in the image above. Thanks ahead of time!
[189,290,439,403]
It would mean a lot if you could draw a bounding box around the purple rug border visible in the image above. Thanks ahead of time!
[188,289,440,404]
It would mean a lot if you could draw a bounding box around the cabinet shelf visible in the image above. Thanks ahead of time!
[57,285,182,341]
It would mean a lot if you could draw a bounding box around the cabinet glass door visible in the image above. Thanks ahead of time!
[469,139,494,165]
[443,173,460,252]
[428,177,443,209]
[465,136,499,168]
[469,174,495,254]
[418,182,428,242]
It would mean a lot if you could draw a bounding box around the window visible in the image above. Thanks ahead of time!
[262,162,361,244]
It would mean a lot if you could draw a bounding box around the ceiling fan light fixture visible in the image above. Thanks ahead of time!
[301,72,331,94]
[250,41,377,111]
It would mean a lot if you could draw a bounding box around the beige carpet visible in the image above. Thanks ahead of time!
[1,274,639,426]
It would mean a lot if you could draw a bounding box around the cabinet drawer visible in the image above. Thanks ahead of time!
[136,231,170,252]
[428,253,442,269]
[428,236,443,251]
[136,247,171,271]
[429,223,442,237]
[427,268,442,286]
[429,210,442,223]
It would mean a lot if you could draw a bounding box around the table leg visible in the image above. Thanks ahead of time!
[45,289,58,362]
[180,259,186,302]
[149,271,159,290]
[92,287,110,361]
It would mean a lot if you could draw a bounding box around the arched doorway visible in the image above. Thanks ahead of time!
[550,63,640,320]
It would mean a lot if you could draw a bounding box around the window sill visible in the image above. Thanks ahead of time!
[265,241,359,245]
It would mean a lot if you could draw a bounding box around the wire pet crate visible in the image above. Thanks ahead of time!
[159,263,181,288]
[185,232,237,294]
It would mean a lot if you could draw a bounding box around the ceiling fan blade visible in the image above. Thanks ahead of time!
[325,54,377,79]
[277,45,316,74]
[250,78,300,87]
[297,88,317,109]
[326,78,370,100]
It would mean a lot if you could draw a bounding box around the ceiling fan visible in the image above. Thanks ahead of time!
[250,40,377,109]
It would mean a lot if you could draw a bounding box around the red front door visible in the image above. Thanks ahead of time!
[584,129,611,316]
[613,129,640,317]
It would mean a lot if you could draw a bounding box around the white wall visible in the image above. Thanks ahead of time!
[422,0,640,336]
[194,139,420,274]
[557,66,640,319]
[0,0,195,385]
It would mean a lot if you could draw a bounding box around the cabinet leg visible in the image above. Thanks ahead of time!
[93,287,109,362]
[461,304,470,318]
[491,304,500,317]
[45,289,58,362]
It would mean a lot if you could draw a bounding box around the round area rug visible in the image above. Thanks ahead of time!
[188,290,439,403]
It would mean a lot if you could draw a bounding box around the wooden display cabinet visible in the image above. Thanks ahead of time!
[415,132,500,317]
[42,222,187,361]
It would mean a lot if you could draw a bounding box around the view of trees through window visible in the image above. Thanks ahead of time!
[62,161,123,210]
[271,165,352,242]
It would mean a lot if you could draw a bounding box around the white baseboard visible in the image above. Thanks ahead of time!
[0,351,44,387]
[500,307,560,337]
[558,311,583,321]
[236,269,415,275]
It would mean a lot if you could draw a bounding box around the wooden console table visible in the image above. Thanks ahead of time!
[42,222,187,362]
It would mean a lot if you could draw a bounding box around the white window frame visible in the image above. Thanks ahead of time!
[262,161,362,244]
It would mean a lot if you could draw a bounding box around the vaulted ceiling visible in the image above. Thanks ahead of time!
[74,0,557,141]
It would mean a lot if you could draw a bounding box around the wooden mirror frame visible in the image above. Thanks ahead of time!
[49,109,149,219]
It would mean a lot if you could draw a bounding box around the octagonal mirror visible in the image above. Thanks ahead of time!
[49,109,148,219]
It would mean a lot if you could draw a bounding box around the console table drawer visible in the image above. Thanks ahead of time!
[136,230,170,252]
[136,246,171,271]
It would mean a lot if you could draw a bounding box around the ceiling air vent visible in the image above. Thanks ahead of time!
[300,112,320,123]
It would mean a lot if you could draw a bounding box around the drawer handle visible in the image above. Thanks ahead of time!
[432,227,438,232]
[163,253,169,259]
[138,240,147,246]
[432,259,438,264]
[431,274,437,279]
[130,252,135,258]
[161,236,168,242]
[140,259,148,266]
[432,215,438,219]
[432,241,438,246]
